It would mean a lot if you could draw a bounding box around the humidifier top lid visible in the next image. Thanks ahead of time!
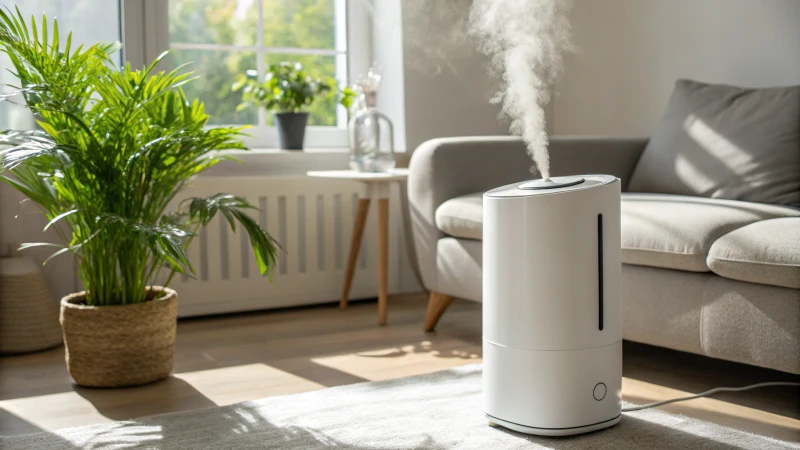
[518,175,585,190]
[485,174,617,198]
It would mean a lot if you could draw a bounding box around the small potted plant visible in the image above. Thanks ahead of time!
[0,9,278,387]
[233,62,354,150]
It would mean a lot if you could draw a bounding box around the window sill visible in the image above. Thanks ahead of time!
[232,147,350,154]
[203,148,353,177]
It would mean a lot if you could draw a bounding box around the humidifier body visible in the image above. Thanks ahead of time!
[483,175,622,436]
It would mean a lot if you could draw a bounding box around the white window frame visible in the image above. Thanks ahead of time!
[122,0,373,149]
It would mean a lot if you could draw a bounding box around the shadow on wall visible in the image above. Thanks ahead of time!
[400,0,477,77]
[399,0,509,151]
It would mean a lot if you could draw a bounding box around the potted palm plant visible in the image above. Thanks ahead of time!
[233,61,354,150]
[0,9,278,387]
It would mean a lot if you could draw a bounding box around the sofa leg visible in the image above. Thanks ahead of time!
[424,292,454,332]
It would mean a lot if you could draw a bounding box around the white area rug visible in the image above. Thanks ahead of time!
[2,364,797,449]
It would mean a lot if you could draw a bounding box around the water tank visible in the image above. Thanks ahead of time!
[483,175,622,436]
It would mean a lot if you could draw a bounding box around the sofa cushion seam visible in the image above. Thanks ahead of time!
[708,256,800,268]
[622,247,707,256]
[437,217,483,227]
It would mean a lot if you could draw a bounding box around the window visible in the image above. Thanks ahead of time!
[1,0,391,149]
[0,0,121,130]
[167,0,355,147]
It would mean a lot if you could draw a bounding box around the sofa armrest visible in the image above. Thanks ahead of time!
[407,135,647,292]
[408,137,530,292]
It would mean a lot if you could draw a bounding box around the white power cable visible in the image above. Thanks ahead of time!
[622,381,800,412]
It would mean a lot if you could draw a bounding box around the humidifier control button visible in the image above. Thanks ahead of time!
[593,383,607,401]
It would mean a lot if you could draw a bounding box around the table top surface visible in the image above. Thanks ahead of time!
[306,168,409,181]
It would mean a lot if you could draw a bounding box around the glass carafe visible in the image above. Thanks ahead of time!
[348,70,395,172]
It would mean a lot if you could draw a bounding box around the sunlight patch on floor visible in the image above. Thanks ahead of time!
[311,340,481,381]
[173,363,324,405]
[0,363,325,435]
[0,392,115,432]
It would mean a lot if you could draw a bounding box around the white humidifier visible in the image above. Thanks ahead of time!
[483,175,622,436]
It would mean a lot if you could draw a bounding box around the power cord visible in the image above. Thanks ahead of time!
[621,381,800,412]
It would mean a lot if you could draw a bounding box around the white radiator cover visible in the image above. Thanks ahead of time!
[171,176,412,317]
[0,151,420,312]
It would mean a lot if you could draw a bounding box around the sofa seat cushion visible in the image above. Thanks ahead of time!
[707,218,800,289]
[435,192,800,274]
[621,193,800,272]
[435,192,483,240]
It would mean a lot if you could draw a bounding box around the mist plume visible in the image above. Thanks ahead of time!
[468,0,575,181]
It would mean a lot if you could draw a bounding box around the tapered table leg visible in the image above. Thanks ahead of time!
[341,198,371,310]
[308,170,408,325]
[377,198,389,325]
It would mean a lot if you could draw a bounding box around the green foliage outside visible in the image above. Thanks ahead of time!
[169,0,342,126]
[0,8,278,306]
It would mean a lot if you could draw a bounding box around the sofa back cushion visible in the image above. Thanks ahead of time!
[628,79,800,206]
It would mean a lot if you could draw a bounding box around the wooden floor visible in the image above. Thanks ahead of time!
[1,294,798,443]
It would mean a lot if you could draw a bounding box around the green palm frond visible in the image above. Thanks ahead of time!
[0,9,277,306]
[183,193,278,277]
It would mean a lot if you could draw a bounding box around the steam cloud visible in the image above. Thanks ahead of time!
[468,0,575,181]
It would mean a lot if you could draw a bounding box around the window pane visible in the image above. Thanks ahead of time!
[170,50,257,125]
[263,54,338,126]
[169,0,258,46]
[0,0,120,129]
[263,0,335,49]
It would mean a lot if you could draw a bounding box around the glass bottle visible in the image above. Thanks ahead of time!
[348,69,395,172]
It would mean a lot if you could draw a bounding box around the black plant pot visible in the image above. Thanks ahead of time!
[274,112,309,150]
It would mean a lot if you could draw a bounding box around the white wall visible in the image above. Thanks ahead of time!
[371,0,408,151]
[552,0,800,136]
[400,0,508,152]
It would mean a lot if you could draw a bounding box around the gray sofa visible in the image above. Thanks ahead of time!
[408,135,800,374]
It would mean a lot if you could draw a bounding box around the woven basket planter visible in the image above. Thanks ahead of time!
[0,256,63,354]
[60,287,178,388]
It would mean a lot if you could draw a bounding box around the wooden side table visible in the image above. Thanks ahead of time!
[307,169,410,325]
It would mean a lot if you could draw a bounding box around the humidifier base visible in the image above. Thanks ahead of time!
[486,413,621,436]
[483,340,622,434]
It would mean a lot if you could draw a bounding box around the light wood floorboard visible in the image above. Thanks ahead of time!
[1,294,797,442]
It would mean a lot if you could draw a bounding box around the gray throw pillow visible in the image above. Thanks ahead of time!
[628,79,800,206]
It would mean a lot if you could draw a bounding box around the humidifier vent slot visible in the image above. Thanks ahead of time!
[598,213,604,331]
